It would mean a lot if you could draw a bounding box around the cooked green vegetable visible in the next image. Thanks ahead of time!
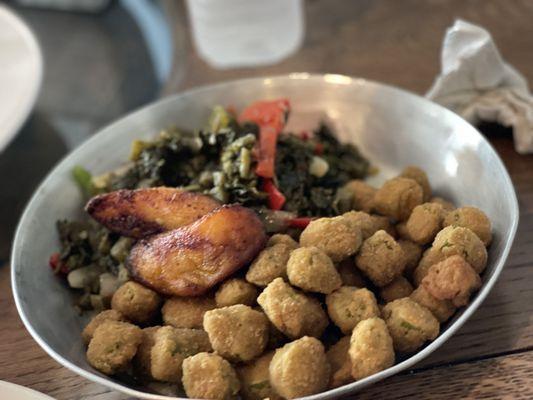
[54,105,371,310]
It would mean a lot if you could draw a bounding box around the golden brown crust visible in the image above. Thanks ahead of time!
[421,255,481,307]
[238,352,282,400]
[82,309,126,344]
[326,287,380,334]
[162,296,216,329]
[410,286,456,323]
[86,187,220,238]
[380,276,414,303]
[400,166,432,202]
[398,240,423,277]
[269,336,330,399]
[406,203,445,245]
[326,336,352,388]
[111,281,161,325]
[382,298,439,353]
[443,206,492,246]
[373,177,424,221]
[215,278,258,307]
[127,205,267,296]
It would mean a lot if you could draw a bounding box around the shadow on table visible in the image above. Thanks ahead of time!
[0,113,68,263]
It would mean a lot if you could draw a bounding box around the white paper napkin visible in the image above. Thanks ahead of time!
[427,19,533,154]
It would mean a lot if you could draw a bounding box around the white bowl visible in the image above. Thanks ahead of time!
[11,74,519,399]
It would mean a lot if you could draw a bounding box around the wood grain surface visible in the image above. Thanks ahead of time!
[1,0,533,399]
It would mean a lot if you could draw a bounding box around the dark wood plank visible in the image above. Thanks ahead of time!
[356,351,533,400]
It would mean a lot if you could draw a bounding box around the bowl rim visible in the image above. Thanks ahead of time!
[11,73,520,399]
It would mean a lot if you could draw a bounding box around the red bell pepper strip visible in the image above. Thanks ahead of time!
[238,99,290,178]
[263,179,286,210]
[49,252,68,275]
[288,217,314,229]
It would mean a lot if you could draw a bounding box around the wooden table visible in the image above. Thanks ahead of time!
[2,0,533,398]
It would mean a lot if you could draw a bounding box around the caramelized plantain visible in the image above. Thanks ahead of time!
[127,205,267,296]
[85,187,220,238]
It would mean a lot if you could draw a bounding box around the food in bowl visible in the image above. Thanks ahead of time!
[48,99,492,399]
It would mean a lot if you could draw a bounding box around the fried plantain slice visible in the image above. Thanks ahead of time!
[85,187,220,238]
[127,205,267,296]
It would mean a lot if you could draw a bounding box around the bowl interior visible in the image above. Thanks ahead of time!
[11,74,518,399]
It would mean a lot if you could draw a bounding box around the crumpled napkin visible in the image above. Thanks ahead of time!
[426,19,533,154]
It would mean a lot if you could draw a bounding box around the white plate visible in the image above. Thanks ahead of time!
[0,4,43,153]
[0,381,54,400]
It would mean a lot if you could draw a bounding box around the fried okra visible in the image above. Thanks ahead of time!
[412,247,445,286]
[162,296,216,329]
[326,336,352,388]
[373,177,423,221]
[443,206,492,246]
[430,196,455,212]
[238,352,281,400]
[182,352,240,400]
[433,226,488,273]
[86,320,142,375]
[215,278,258,307]
[82,309,126,344]
[267,234,299,249]
[203,305,269,362]
[286,247,342,294]
[406,203,445,245]
[400,166,431,202]
[398,239,423,277]
[382,298,439,353]
[337,258,366,287]
[380,276,414,303]
[422,255,481,307]
[299,217,362,262]
[257,278,328,339]
[326,287,380,334]
[342,211,394,239]
[349,317,394,380]
[246,243,292,286]
[269,336,330,399]
[338,180,377,213]
[410,286,456,323]
[355,230,406,287]
[396,222,410,239]
[133,326,159,378]
[111,281,161,325]
[150,326,212,382]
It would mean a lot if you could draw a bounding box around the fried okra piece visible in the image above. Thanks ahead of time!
[398,239,423,277]
[215,278,258,307]
[299,217,362,262]
[412,247,445,286]
[433,226,488,273]
[400,166,431,202]
[133,326,159,378]
[342,211,394,239]
[238,352,282,400]
[82,309,126,344]
[269,336,330,399]
[326,287,380,334]
[380,276,414,303]
[111,281,161,325]
[355,230,406,287]
[86,320,142,375]
[267,234,299,249]
[162,296,216,329]
[203,305,269,362]
[349,317,394,380]
[246,243,292,286]
[406,203,445,245]
[326,336,352,388]
[443,206,492,246]
[286,247,342,294]
[430,197,455,212]
[257,278,328,339]
[182,352,240,400]
[373,177,424,221]
[382,298,439,353]
[410,286,456,323]
[422,255,481,307]
[337,258,366,287]
[338,180,377,213]
[150,326,212,382]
